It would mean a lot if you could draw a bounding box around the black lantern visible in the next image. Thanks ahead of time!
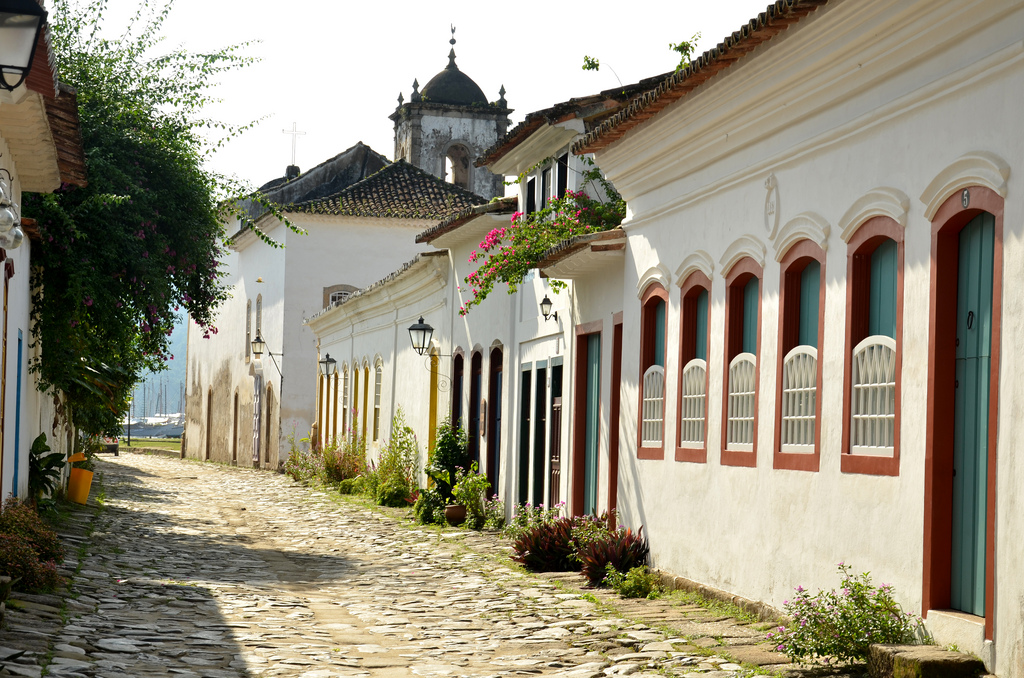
[250,331,266,359]
[408,316,434,356]
[318,352,337,377]
[540,295,558,322]
[0,0,47,92]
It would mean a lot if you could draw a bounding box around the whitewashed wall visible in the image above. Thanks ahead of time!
[592,0,1024,673]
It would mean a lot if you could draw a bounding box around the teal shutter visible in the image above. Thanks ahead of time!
[518,369,531,504]
[869,239,897,338]
[695,290,709,361]
[799,261,820,348]
[742,277,759,354]
[654,300,666,367]
[951,212,994,617]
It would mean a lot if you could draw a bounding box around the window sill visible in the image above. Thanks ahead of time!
[721,448,756,467]
[841,452,899,476]
[774,449,819,472]
[637,446,665,461]
[675,445,706,463]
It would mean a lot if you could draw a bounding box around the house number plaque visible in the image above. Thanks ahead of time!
[962,188,970,208]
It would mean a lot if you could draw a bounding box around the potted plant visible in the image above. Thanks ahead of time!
[451,462,491,529]
[426,418,468,504]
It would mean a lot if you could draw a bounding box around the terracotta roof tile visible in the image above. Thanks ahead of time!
[416,196,517,244]
[290,160,486,220]
[45,83,88,188]
[574,0,829,155]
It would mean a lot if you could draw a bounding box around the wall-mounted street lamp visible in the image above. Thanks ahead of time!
[250,331,283,376]
[540,295,558,323]
[0,0,47,92]
[408,316,434,356]
[318,352,336,377]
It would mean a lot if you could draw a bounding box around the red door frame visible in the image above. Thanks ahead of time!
[923,187,1003,640]
[572,319,603,516]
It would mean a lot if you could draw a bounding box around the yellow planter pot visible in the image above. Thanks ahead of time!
[67,468,93,505]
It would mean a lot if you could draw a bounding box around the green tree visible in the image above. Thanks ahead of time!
[23,0,289,435]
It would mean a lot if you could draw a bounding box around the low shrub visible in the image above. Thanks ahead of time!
[0,499,64,563]
[451,463,490,529]
[769,563,923,664]
[483,495,505,530]
[321,434,366,484]
[371,408,420,507]
[501,501,563,540]
[578,526,650,585]
[28,433,63,503]
[0,533,63,593]
[604,564,661,599]
[283,432,321,482]
[511,517,577,572]
[425,419,468,502]
[414,486,446,525]
[337,477,365,495]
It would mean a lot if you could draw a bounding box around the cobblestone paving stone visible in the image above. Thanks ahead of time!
[0,453,823,678]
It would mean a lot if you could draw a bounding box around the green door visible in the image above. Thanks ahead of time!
[584,334,601,515]
[951,212,994,617]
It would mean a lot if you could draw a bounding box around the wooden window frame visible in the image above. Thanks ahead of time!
[372,359,383,441]
[676,271,711,463]
[774,240,826,471]
[245,299,251,362]
[721,257,762,468]
[841,216,904,476]
[922,186,1003,639]
[637,283,669,460]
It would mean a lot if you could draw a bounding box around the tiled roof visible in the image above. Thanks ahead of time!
[292,160,486,220]
[574,0,829,154]
[305,250,449,324]
[476,78,665,169]
[46,83,88,188]
[538,228,626,268]
[416,196,517,244]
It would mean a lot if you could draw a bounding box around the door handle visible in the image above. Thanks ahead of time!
[968,311,974,330]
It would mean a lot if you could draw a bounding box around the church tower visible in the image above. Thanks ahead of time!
[390,28,511,201]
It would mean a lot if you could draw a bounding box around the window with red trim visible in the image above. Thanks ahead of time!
[676,272,711,463]
[721,259,762,467]
[842,217,903,476]
[637,283,668,459]
[774,241,825,471]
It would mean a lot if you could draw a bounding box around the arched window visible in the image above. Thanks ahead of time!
[721,258,762,467]
[362,361,370,440]
[445,144,471,189]
[677,271,711,463]
[775,241,826,471]
[373,359,383,441]
[842,216,903,476]
[245,299,252,361]
[352,366,360,440]
[342,364,349,434]
[452,351,464,431]
[637,283,668,459]
[255,294,262,337]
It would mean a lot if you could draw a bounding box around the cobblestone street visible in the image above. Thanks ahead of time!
[0,453,790,678]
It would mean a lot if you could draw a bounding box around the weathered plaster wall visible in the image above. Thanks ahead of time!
[593,1,1024,673]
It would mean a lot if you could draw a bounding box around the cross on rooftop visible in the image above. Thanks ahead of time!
[282,122,306,166]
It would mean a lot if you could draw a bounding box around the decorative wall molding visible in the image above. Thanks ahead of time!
[764,174,781,240]
[839,187,910,243]
[774,212,831,261]
[674,250,715,286]
[719,235,766,276]
[920,151,1010,220]
[635,264,671,298]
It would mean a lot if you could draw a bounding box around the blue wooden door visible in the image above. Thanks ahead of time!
[951,212,994,616]
[584,334,601,515]
[518,369,531,504]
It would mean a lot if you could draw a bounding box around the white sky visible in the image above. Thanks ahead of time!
[96,0,773,189]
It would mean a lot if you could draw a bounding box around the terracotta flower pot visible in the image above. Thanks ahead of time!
[444,503,466,526]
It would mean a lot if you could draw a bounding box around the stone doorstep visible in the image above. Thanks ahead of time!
[868,644,987,678]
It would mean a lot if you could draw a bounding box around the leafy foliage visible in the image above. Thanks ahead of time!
[451,463,490,529]
[578,525,650,586]
[604,564,662,599]
[501,501,564,540]
[28,434,63,503]
[368,408,420,507]
[425,418,469,502]
[511,517,577,572]
[461,158,624,314]
[769,563,923,664]
[483,495,505,530]
[0,499,65,564]
[24,0,295,436]
[413,486,446,525]
[669,32,702,71]
[0,499,66,593]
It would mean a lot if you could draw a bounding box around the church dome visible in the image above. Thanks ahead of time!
[419,31,488,106]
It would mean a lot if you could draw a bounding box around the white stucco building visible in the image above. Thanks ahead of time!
[571,0,1024,672]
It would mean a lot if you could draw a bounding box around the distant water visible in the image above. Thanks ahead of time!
[122,422,184,439]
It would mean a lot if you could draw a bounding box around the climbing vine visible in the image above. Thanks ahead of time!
[460,158,624,315]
